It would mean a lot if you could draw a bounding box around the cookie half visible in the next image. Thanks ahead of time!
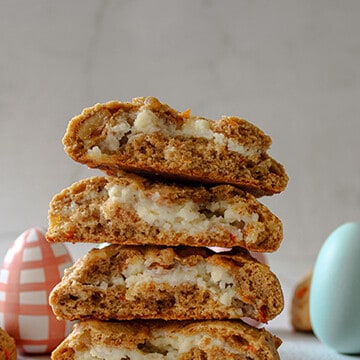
[62,97,288,196]
[291,272,312,332]
[46,174,283,252]
[49,245,283,323]
[51,319,281,360]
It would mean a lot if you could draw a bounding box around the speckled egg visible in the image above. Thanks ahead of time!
[0,227,73,354]
[310,222,360,354]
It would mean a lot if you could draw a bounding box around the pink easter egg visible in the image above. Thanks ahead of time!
[0,227,73,354]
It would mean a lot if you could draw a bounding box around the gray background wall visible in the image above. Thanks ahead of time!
[1,0,360,329]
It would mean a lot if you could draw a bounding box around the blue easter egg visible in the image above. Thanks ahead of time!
[310,222,360,354]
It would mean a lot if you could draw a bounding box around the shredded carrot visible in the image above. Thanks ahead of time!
[5,350,10,360]
[228,117,239,127]
[64,231,74,240]
[229,233,237,245]
[246,344,257,353]
[297,286,308,299]
[181,108,191,119]
[259,306,267,324]
[118,294,126,301]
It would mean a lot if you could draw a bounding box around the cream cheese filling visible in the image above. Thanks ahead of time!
[87,109,260,158]
[118,261,237,307]
[105,183,261,242]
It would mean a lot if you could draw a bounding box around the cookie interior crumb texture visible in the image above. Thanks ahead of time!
[49,245,284,323]
[46,174,283,252]
[51,319,282,360]
[63,97,288,197]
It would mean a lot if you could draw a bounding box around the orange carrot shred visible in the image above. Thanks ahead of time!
[181,108,191,119]
[297,286,308,299]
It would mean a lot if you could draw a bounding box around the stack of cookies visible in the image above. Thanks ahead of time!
[47,97,288,359]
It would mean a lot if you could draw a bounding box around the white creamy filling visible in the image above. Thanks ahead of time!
[95,254,240,308]
[105,183,260,240]
[73,333,241,360]
[87,109,259,157]
[112,260,237,307]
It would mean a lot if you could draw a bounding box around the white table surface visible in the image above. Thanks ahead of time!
[276,330,360,360]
